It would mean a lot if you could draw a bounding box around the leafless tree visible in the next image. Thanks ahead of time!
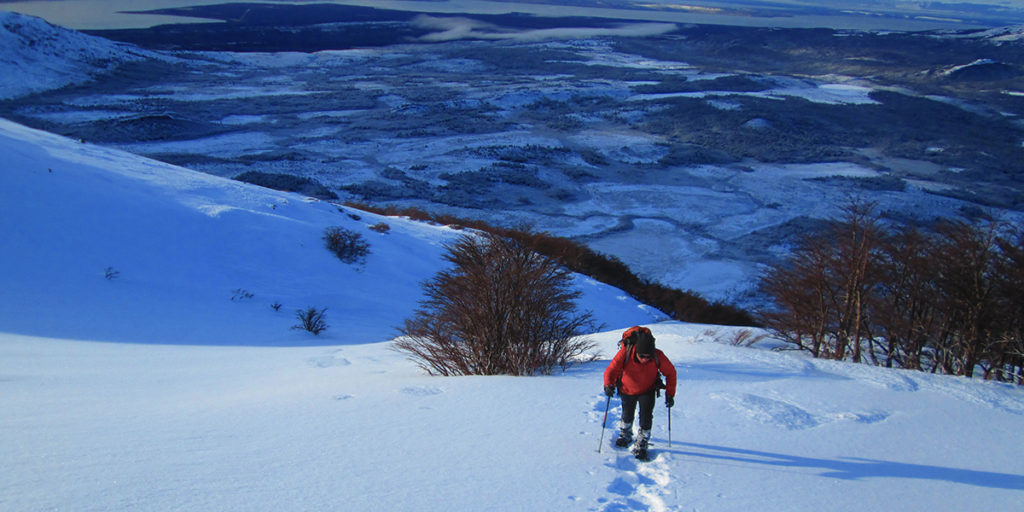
[927,218,1002,378]
[827,201,885,363]
[875,226,940,369]
[393,232,596,376]
[760,236,834,357]
[993,228,1024,383]
[761,205,1024,384]
[761,200,884,361]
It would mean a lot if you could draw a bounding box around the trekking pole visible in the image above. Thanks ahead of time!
[598,394,611,453]
[668,404,672,448]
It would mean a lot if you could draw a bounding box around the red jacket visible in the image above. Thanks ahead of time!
[604,346,677,397]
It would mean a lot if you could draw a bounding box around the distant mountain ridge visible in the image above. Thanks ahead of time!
[939,58,1021,81]
[970,24,1024,43]
[0,11,155,99]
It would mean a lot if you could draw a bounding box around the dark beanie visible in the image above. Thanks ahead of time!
[635,330,655,357]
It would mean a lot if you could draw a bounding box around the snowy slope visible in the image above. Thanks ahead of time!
[0,117,661,346]
[0,11,157,100]
[2,118,1023,510]
[6,326,1024,512]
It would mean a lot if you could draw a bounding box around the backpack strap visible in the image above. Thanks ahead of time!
[613,344,631,394]
[654,350,665,397]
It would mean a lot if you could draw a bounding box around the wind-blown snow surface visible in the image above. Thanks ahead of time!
[2,117,1023,510]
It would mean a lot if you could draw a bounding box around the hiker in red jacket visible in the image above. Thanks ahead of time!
[603,326,677,457]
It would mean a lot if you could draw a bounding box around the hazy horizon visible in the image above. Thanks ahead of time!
[3,0,1022,31]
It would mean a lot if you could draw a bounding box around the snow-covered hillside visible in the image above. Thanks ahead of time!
[0,11,156,100]
[2,118,1023,510]
[0,117,660,345]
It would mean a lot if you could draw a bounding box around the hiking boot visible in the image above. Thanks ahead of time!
[614,422,633,448]
[632,429,651,459]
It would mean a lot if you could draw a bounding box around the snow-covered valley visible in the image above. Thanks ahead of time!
[3,8,1024,308]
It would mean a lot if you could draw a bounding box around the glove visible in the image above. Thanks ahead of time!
[666,395,674,408]
[604,385,615,397]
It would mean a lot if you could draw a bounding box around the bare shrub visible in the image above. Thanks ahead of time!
[369,222,391,233]
[323,226,370,264]
[393,232,596,376]
[703,328,769,347]
[727,329,769,347]
[293,307,328,335]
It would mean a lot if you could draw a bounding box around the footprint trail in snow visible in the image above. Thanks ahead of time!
[600,448,675,512]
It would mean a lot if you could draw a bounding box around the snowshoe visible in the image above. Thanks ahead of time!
[632,429,651,461]
[613,423,633,448]
[632,444,651,462]
[614,429,633,448]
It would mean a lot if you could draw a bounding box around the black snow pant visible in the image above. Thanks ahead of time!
[620,390,657,430]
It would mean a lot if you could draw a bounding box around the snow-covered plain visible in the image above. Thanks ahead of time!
[3,111,1024,511]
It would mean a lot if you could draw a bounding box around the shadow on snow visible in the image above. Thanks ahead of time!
[670,442,1024,491]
